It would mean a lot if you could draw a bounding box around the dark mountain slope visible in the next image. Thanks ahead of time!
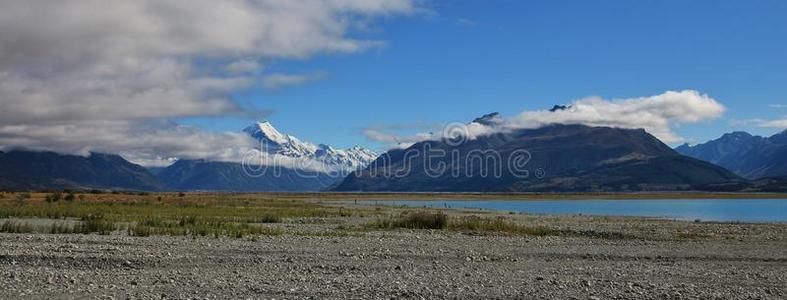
[0,150,161,191]
[333,124,742,192]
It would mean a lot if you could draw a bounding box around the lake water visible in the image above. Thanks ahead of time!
[350,199,787,223]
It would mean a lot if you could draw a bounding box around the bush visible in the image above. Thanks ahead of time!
[64,193,76,202]
[260,214,282,223]
[45,192,62,203]
[75,214,116,235]
[179,215,199,226]
[369,212,447,230]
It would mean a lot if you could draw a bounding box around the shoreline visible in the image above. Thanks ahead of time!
[1,210,785,299]
[1,192,785,298]
[6,190,787,200]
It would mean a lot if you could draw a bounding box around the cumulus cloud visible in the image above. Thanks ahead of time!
[506,90,725,143]
[364,90,726,146]
[0,0,416,165]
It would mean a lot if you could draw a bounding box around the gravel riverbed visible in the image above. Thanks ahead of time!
[1,208,786,299]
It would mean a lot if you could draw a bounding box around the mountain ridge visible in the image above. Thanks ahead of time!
[0,150,161,191]
[676,130,787,179]
[333,123,742,192]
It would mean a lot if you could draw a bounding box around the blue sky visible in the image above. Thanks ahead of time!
[181,0,787,150]
[4,1,785,164]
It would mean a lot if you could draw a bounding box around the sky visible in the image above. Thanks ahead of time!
[187,0,787,147]
[1,0,786,165]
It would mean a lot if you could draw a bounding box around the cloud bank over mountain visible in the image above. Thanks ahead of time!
[364,90,726,147]
[0,0,416,165]
[507,90,725,143]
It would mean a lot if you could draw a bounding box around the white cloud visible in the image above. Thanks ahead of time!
[769,104,787,109]
[361,122,442,147]
[364,90,726,146]
[737,118,787,129]
[760,119,787,128]
[226,59,263,73]
[261,72,327,89]
[0,0,416,165]
[362,128,433,146]
[505,90,725,143]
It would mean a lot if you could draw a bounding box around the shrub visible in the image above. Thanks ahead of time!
[45,192,62,203]
[179,215,199,226]
[75,214,116,235]
[260,214,282,223]
[64,193,76,202]
[369,212,447,230]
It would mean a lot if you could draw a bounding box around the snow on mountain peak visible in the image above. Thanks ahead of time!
[244,121,288,145]
[243,121,377,171]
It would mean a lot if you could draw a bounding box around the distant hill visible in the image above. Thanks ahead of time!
[676,130,787,179]
[333,124,742,192]
[156,159,340,192]
[0,150,161,191]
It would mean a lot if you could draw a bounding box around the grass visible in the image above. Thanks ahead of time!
[368,211,448,229]
[676,231,711,240]
[366,212,633,239]
[75,214,116,235]
[0,192,357,238]
[127,216,283,238]
[1,220,35,233]
[448,215,559,236]
[366,212,557,236]
[0,192,731,240]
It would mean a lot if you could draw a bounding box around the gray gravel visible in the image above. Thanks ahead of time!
[1,224,785,300]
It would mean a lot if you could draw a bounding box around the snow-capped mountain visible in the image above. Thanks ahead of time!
[242,121,377,171]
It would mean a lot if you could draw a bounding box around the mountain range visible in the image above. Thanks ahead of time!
[0,122,377,191]
[2,117,787,192]
[676,130,787,179]
[334,122,742,192]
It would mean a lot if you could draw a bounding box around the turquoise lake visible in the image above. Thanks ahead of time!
[350,199,787,223]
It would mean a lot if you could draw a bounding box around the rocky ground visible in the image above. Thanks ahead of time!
[0,208,785,299]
